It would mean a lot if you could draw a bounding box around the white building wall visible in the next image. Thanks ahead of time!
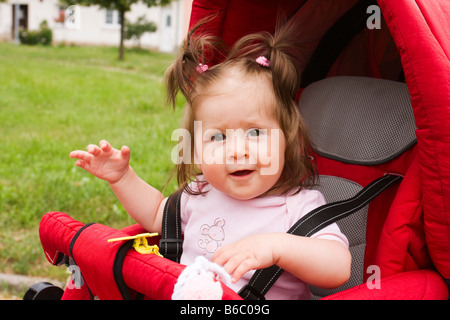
[0,0,59,39]
[0,4,10,40]
[53,6,124,47]
[0,0,192,52]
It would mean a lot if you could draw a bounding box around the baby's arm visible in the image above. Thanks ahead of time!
[109,166,166,234]
[212,233,351,289]
[70,140,165,233]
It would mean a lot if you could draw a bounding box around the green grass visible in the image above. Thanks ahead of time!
[0,43,184,280]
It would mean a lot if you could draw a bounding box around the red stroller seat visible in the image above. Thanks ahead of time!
[298,75,446,299]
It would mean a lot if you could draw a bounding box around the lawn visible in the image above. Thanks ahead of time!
[0,43,184,284]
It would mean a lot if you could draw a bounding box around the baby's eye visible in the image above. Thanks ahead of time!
[247,128,264,137]
[211,132,226,142]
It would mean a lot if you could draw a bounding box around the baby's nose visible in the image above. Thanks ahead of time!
[226,131,249,161]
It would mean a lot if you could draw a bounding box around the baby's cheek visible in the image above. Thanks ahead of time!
[256,136,284,176]
[201,142,227,165]
[200,163,224,189]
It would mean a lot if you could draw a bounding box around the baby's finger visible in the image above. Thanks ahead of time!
[87,144,101,156]
[120,146,130,160]
[216,254,242,278]
[99,140,112,152]
[212,246,232,267]
[75,160,89,170]
[229,259,255,283]
[70,150,93,162]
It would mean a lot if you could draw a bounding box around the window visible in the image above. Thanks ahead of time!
[105,9,121,25]
[105,9,114,24]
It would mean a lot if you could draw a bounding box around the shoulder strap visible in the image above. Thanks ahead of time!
[159,190,184,263]
[238,174,402,300]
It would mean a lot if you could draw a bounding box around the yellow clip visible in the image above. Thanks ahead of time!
[108,233,163,257]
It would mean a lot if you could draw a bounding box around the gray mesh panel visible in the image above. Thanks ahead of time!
[299,76,417,164]
[309,175,367,299]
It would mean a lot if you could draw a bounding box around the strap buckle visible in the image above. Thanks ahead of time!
[108,233,162,257]
[238,284,266,300]
[159,238,183,262]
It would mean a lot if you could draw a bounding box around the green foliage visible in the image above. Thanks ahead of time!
[19,21,52,46]
[125,15,157,47]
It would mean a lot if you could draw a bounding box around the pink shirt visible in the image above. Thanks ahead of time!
[179,180,349,300]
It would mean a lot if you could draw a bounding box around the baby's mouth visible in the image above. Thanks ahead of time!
[230,170,254,177]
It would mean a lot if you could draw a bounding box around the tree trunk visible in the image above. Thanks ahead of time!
[119,9,125,60]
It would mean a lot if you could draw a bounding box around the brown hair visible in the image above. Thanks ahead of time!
[165,17,317,196]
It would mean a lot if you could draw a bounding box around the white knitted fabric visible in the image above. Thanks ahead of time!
[172,256,232,300]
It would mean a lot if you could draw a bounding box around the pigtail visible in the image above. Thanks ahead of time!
[165,17,227,109]
[164,36,199,109]
[269,19,318,190]
[269,20,306,106]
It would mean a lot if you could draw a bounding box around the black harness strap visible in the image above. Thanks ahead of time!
[113,240,135,300]
[112,239,146,300]
[238,174,402,300]
[159,190,184,263]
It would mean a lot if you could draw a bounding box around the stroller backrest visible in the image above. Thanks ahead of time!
[300,76,416,165]
[298,76,416,298]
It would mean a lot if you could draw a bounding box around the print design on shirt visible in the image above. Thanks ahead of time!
[198,217,225,255]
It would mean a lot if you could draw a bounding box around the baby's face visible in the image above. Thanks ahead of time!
[193,71,286,200]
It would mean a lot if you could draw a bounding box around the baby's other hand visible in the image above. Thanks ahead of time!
[212,234,279,283]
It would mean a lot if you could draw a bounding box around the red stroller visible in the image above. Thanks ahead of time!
[31,0,450,300]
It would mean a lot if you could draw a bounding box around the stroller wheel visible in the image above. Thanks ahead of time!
[23,282,64,300]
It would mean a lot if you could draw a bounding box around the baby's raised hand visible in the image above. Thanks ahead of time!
[70,140,131,184]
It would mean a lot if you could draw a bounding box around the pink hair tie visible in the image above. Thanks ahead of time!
[256,56,270,67]
[196,63,209,73]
